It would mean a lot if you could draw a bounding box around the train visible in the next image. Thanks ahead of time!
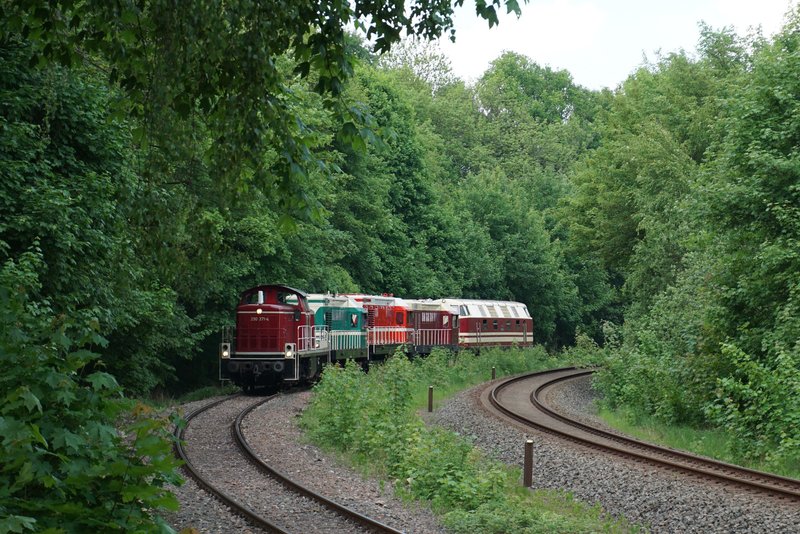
[219,284,534,389]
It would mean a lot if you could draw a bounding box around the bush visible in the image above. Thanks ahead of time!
[706,343,800,463]
[0,254,181,533]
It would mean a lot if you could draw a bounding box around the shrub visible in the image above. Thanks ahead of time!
[0,254,181,533]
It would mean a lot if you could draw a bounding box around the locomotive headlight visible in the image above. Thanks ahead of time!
[256,308,263,314]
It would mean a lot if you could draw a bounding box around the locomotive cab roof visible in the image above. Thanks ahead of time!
[404,299,459,314]
[238,284,309,310]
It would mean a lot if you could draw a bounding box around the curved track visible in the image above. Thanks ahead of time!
[483,367,800,502]
[175,394,404,534]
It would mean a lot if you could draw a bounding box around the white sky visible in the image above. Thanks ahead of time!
[437,0,794,89]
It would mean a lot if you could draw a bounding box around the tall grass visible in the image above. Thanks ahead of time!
[596,407,800,479]
[301,348,638,533]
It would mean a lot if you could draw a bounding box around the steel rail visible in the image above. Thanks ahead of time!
[488,368,800,501]
[234,396,405,534]
[174,394,291,534]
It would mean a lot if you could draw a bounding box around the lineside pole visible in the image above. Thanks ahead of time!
[523,439,534,487]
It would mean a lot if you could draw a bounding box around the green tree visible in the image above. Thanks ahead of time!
[3,0,525,218]
[0,41,192,394]
[699,8,800,459]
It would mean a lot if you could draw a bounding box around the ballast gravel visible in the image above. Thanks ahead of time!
[164,397,260,533]
[430,376,800,533]
[241,391,446,533]
[166,379,800,533]
[165,393,445,534]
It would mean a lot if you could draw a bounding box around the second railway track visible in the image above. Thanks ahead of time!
[483,367,800,502]
[175,394,403,534]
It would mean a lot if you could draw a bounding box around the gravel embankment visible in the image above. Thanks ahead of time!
[430,376,800,533]
[166,394,445,533]
[241,391,446,533]
[165,397,260,533]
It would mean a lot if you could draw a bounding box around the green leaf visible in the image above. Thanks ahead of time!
[20,390,42,414]
[86,372,118,391]
[0,515,36,533]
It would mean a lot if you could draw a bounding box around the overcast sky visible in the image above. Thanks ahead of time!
[436,0,794,90]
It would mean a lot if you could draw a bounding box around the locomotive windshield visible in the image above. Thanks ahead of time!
[243,290,264,304]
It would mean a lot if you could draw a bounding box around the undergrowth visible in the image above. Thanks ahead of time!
[300,347,637,533]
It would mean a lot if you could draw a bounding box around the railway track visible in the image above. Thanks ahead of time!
[174,394,404,534]
[483,367,800,502]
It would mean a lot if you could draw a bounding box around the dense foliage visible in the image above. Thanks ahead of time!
[0,254,180,533]
[569,12,800,466]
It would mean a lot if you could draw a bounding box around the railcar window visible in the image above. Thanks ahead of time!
[443,315,449,326]
[493,320,498,330]
[395,312,403,324]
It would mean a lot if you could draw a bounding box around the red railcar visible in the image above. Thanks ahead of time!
[345,294,412,353]
[404,299,460,353]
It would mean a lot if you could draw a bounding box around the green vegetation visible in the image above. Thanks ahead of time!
[0,256,180,533]
[566,13,800,470]
[3,0,800,528]
[595,407,800,480]
[301,351,636,532]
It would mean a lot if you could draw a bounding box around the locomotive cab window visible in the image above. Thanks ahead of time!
[395,312,403,325]
[244,291,264,304]
[277,291,297,305]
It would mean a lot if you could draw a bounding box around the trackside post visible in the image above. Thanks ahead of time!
[524,439,534,487]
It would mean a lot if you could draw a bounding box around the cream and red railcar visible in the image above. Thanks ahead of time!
[439,298,533,348]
